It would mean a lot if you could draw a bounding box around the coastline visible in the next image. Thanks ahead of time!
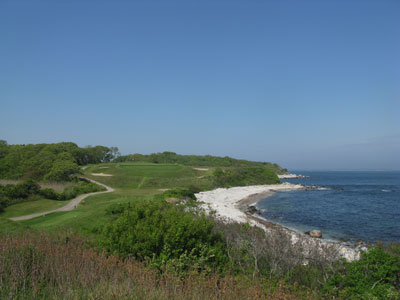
[195,183,361,262]
[278,173,308,179]
[195,182,305,225]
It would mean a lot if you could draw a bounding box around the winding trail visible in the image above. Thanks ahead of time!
[9,177,114,221]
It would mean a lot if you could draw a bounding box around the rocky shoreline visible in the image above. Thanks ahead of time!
[196,183,363,262]
[236,192,364,262]
[278,173,309,179]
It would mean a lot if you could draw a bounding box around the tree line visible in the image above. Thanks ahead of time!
[115,151,288,174]
[0,140,119,182]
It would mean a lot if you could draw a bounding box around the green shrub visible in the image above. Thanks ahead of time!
[162,187,200,200]
[0,196,6,213]
[4,179,41,199]
[39,188,60,200]
[101,200,228,273]
[59,181,104,201]
[0,179,43,209]
[0,179,40,200]
[323,247,400,299]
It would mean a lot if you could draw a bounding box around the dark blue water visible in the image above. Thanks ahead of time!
[257,171,400,243]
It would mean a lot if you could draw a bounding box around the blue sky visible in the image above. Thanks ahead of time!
[1,0,399,170]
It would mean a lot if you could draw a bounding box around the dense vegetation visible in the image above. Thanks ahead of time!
[102,200,227,273]
[324,247,400,299]
[100,199,400,299]
[1,145,399,299]
[115,151,287,174]
[0,140,119,181]
[0,233,315,300]
[0,179,41,212]
[213,166,280,187]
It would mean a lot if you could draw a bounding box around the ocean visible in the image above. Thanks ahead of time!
[256,171,400,244]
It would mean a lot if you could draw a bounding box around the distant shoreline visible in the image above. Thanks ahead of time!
[278,173,308,179]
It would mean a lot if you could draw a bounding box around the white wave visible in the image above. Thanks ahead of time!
[317,187,330,191]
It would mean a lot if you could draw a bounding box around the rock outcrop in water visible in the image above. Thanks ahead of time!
[246,205,261,215]
[305,230,323,238]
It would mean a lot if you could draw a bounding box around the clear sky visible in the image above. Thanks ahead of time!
[1,0,399,171]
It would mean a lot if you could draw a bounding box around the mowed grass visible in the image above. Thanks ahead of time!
[2,162,214,235]
[85,162,214,189]
[19,191,153,234]
[2,198,68,218]
[0,180,85,222]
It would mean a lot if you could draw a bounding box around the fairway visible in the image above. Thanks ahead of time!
[84,162,213,189]
[1,162,214,235]
[2,198,68,218]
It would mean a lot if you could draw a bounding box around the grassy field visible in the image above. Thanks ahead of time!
[1,198,68,218]
[0,162,215,235]
[85,162,213,189]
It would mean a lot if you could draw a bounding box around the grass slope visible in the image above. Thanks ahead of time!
[1,198,68,218]
[1,162,214,235]
[85,162,213,189]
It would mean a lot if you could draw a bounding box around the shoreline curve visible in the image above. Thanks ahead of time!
[195,183,361,261]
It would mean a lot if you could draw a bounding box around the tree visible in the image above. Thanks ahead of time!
[44,159,80,181]
[110,147,120,159]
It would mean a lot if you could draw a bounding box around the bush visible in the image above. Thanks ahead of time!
[162,187,200,200]
[59,181,104,201]
[0,179,43,209]
[0,179,40,200]
[101,200,228,273]
[323,247,400,299]
[0,196,6,212]
[5,179,41,199]
[0,232,317,300]
[39,188,60,200]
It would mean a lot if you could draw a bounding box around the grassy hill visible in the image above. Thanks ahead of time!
[0,163,212,234]
[1,147,399,300]
[115,151,288,174]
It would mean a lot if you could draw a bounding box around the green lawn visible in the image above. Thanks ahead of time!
[2,198,68,218]
[1,162,214,236]
[0,218,26,235]
[19,191,152,234]
[84,162,213,189]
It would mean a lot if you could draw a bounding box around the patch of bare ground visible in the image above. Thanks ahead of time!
[91,173,113,176]
[40,182,75,192]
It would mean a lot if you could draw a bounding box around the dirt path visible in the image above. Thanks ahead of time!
[9,177,114,221]
[137,177,146,189]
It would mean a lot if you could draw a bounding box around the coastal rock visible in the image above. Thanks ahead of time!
[305,230,323,238]
[304,185,318,190]
[278,173,308,179]
[246,205,260,215]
